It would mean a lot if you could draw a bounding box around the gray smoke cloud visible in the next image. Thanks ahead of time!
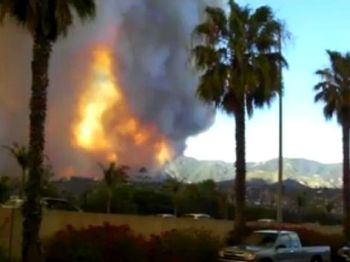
[0,0,222,177]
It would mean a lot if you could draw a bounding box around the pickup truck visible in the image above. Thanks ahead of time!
[218,230,330,262]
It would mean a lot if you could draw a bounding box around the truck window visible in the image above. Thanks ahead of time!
[289,233,301,248]
[243,232,278,248]
[277,234,292,248]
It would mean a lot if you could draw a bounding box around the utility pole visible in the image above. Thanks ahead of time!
[277,29,283,223]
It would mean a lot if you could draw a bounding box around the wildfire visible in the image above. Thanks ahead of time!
[74,47,121,150]
[62,166,75,179]
[73,46,174,167]
[156,140,172,166]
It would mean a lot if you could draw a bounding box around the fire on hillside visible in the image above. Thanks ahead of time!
[72,46,173,168]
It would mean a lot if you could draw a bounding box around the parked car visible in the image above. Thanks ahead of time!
[257,218,276,224]
[182,213,211,219]
[1,196,81,212]
[1,196,23,208]
[156,213,176,218]
[218,230,330,262]
[338,245,350,261]
[41,197,82,212]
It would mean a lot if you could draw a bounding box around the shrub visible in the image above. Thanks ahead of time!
[44,223,149,262]
[45,225,222,262]
[0,246,9,262]
[149,228,222,262]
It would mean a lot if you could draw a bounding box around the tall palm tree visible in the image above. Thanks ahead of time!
[192,0,286,235]
[0,1,96,261]
[314,50,350,240]
[3,143,29,198]
[98,162,128,214]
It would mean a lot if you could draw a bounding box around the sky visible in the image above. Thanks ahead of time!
[185,0,350,164]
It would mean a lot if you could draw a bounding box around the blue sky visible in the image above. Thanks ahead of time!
[185,0,350,164]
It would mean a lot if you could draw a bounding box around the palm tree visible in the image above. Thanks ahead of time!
[0,1,96,261]
[3,143,29,198]
[192,1,286,235]
[98,162,128,214]
[314,50,350,240]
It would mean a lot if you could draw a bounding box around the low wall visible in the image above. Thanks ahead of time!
[0,208,234,259]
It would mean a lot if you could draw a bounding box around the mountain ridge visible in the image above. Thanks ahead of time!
[164,156,342,188]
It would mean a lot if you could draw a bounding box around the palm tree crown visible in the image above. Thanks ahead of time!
[315,50,350,124]
[3,142,29,171]
[0,0,95,40]
[3,142,29,198]
[192,0,287,116]
[99,162,128,187]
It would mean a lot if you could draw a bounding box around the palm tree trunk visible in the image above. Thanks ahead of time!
[20,168,26,199]
[233,103,246,236]
[343,124,350,240]
[107,189,112,214]
[22,34,51,262]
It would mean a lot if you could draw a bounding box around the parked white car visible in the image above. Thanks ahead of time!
[182,213,211,219]
[1,196,81,212]
[1,196,23,208]
[157,213,176,218]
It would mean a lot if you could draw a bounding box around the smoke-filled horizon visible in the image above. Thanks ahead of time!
[0,0,222,178]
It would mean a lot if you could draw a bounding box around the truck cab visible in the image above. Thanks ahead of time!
[219,230,330,262]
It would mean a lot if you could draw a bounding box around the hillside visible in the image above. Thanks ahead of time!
[164,157,342,188]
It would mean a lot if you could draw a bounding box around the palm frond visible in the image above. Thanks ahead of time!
[314,50,350,124]
[69,0,96,20]
[193,6,227,45]
[192,45,220,70]
[196,63,228,106]
[0,0,96,40]
[2,142,29,169]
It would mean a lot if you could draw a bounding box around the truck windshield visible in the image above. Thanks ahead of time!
[243,232,278,247]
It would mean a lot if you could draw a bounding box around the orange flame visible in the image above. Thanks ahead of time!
[156,140,172,166]
[73,47,121,150]
[73,46,174,167]
[61,166,75,179]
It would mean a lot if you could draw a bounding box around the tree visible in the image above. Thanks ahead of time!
[163,176,184,216]
[314,50,350,239]
[98,162,128,214]
[3,143,29,198]
[325,199,335,214]
[192,0,286,234]
[296,190,307,222]
[0,1,96,261]
[41,158,59,198]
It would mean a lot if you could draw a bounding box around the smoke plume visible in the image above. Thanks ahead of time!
[0,0,222,177]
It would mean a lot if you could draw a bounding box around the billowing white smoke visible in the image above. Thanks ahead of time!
[0,0,222,177]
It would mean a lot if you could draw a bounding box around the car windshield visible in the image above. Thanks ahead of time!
[243,232,278,247]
